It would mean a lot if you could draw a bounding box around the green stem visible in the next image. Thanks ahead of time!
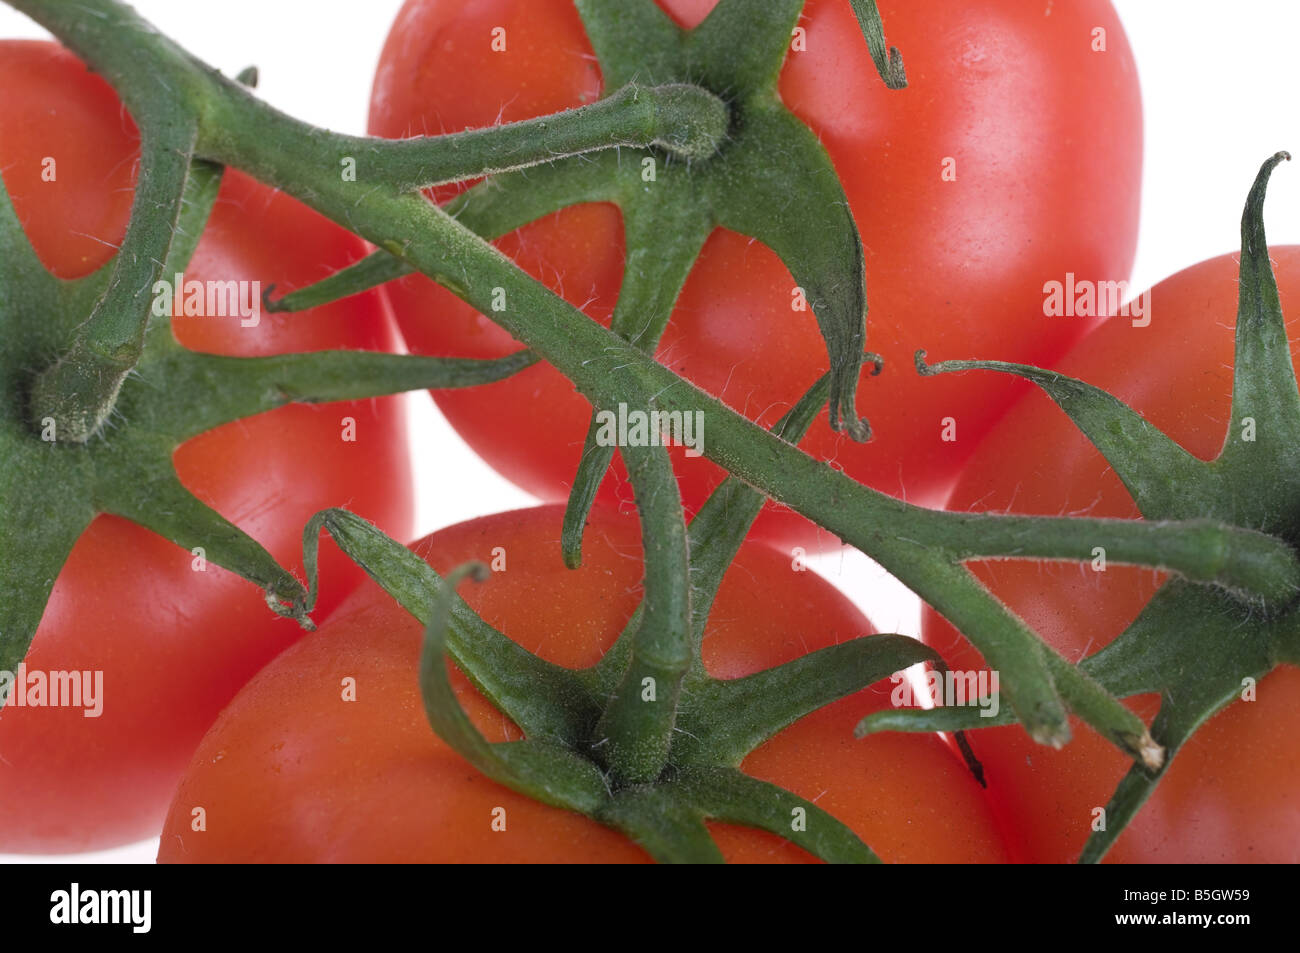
[353,82,729,189]
[562,196,713,568]
[28,121,196,441]
[594,445,692,785]
[194,104,1300,611]
[855,647,1164,771]
[204,126,1282,744]
[14,0,1294,754]
[588,365,839,694]
[193,75,1282,742]
[926,513,1299,606]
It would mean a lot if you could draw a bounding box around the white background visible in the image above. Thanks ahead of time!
[2,1,1299,863]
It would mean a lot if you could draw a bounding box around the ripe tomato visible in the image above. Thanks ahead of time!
[159,504,1010,863]
[369,0,1142,550]
[0,42,414,853]
[923,249,1300,863]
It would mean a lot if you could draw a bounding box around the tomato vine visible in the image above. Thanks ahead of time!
[4,0,1299,861]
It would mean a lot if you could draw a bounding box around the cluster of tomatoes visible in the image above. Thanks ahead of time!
[3,0,1292,863]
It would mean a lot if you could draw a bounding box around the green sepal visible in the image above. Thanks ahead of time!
[0,152,325,685]
[598,785,726,863]
[1219,152,1300,486]
[678,633,938,766]
[580,0,884,449]
[294,509,597,745]
[90,435,309,621]
[555,0,899,561]
[0,144,540,684]
[0,441,96,678]
[599,765,885,864]
[573,0,684,89]
[264,253,408,314]
[267,156,626,314]
[286,507,892,863]
[1275,620,1300,664]
[855,706,1015,737]
[162,157,224,279]
[858,580,1284,861]
[701,102,870,441]
[420,563,612,815]
[1076,581,1278,862]
[672,766,881,864]
[915,350,1215,520]
[849,0,907,88]
[162,348,535,441]
[903,156,1300,857]
[1078,675,1250,865]
[685,0,804,95]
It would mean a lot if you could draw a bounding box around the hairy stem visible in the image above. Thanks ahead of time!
[594,445,692,785]
[13,0,1295,757]
[28,122,196,441]
[322,81,729,191]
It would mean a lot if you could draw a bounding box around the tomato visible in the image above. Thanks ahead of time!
[158,504,1010,863]
[922,249,1300,863]
[0,42,414,853]
[369,0,1142,550]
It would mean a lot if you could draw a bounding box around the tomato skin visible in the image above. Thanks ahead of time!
[0,43,414,853]
[369,0,1142,550]
[923,250,1300,863]
[159,504,1010,863]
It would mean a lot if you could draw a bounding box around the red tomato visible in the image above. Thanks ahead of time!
[923,249,1300,863]
[158,505,1010,863]
[0,42,414,853]
[369,0,1142,551]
